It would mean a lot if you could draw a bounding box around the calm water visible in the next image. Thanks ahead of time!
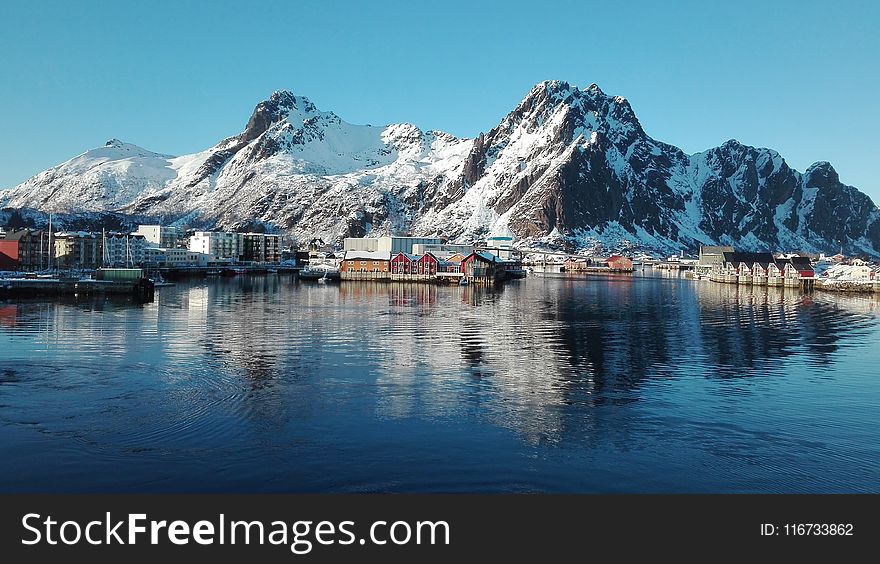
[0,272,878,493]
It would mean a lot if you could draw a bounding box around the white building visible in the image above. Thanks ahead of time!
[343,237,380,252]
[103,233,147,266]
[188,231,282,263]
[822,263,873,281]
[478,236,516,259]
[143,247,210,267]
[135,225,184,249]
[189,231,244,260]
[343,236,443,255]
[411,243,474,257]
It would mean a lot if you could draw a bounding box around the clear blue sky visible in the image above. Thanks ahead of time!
[1,0,877,202]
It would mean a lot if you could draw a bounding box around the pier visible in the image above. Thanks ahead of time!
[0,277,155,301]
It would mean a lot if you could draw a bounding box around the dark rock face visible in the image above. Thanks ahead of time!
[240,90,307,143]
[802,162,877,247]
[461,132,486,187]
[187,148,240,188]
[449,81,879,255]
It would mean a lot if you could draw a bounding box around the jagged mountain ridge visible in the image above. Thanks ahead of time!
[2,81,878,255]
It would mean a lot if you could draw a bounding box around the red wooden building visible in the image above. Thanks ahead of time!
[605,255,634,271]
[0,240,19,270]
[390,252,419,274]
[415,253,439,276]
[460,251,504,281]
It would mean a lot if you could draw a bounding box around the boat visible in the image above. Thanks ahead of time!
[151,273,175,287]
[299,264,340,281]
[220,268,240,277]
[459,278,469,286]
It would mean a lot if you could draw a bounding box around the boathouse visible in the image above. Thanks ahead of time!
[390,252,419,275]
[563,258,591,271]
[711,252,815,289]
[606,255,634,271]
[340,250,391,280]
[415,253,439,276]
[460,251,504,283]
[720,252,775,284]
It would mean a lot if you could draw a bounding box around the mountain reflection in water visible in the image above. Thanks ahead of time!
[0,273,877,492]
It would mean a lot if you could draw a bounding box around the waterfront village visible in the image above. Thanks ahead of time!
[1,224,879,299]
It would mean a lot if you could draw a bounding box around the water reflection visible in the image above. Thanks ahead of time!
[0,273,877,492]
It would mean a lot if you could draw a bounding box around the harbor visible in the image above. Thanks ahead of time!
[3,224,879,300]
[0,268,155,301]
[1,271,877,494]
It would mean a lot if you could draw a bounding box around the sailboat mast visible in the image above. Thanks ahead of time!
[47,214,53,271]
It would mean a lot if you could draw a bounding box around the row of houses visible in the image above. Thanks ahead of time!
[341,235,515,259]
[820,263,880,282]
[563,255,634,272]
[0,230,145,271]
[338,249,521,283]
[0,225,283,271]
[708,251,815,289]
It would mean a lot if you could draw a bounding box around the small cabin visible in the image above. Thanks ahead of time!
[461,251,503,280]
[605,255,633,271]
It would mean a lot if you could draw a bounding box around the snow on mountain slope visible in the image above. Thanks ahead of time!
[2,83,878,256]
[2,139,176,212]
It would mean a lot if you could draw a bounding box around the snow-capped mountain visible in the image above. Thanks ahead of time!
[2,82,878,256]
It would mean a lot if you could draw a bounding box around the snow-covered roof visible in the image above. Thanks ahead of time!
[343,250,391,261]
[55,231,98,238]
[822,264,872,278]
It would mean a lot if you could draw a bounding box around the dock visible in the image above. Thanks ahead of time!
[0,277,155,301]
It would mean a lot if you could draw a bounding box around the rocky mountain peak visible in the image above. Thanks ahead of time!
[804,161,840,187]
[3,81,877,257]
[241,90,320,143]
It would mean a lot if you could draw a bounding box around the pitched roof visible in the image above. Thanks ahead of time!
[392,252,420,261]
[722,252,775,264]
[4,228,46,240]
[475,251,504,263]
[775,256,813,270]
